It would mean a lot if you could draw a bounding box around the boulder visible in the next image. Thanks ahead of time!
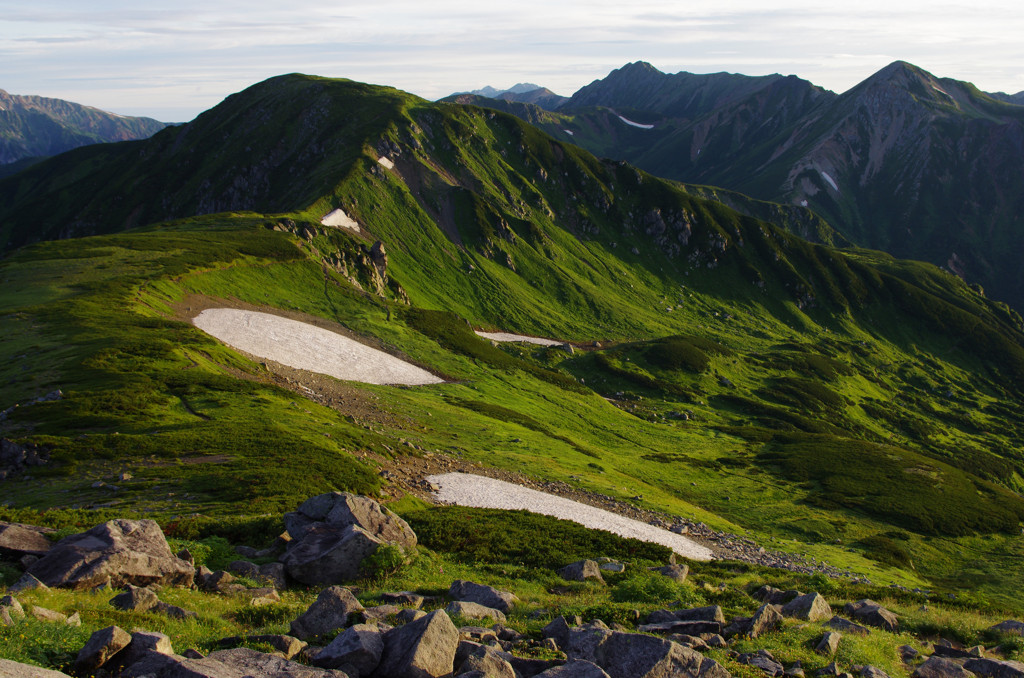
[290,586,365,640]
[360,604,403,623]
[380,591,426,609]
[650,564,688,582]
[25,519,193,590]
[964,658,1024,678]
[899,646,921,664]
[755,586,802,605]
[110,631,175,674]
[282,492,417,586]
[827,616,871,636]
[449,580,518,614]
[219,634,307,660]
[677,605,727,623]
[738,650,784,676]
[0,522,55,558]
[816,632,841,656]
[375,609,460,678]
[636,620,722,636]
[229,560,260,579]
[314,623,384,674]
[457,645,516,678]
[748,603,784,638]
[782,593,832,622]
[109,585,159,611]
[9,573,48,594]
[123,647,350,678]
[542,615,577,649]
[559,560,605,584]
[75,625,132,674]
[859,667,891,678]
[571,629,732,678]
[1,595,25,625]
[446,601,507,623]
[258,562,288,590]
[912,657,975,678]
[535,660,611,677]
[30,606,69,624]
[0,658,73,677]
[844,600,898,633]
[153,601,198,620]
[989,621,1024,636]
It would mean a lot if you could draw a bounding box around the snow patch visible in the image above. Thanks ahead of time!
[428,472,714,560]
[819,171,839,192]
[932,85,952,99]
[377,156,394,169]
[192,309,443,386]
[800,199,809,207]
[321,208,361,232]
[563,129,575,136]
[616,115,654,130]
[475,330,564,347]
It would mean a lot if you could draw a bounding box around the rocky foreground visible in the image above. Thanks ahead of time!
[2,493,1023,677]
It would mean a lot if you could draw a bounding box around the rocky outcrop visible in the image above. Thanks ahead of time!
[281,492,417,585]
[25,519,194,590]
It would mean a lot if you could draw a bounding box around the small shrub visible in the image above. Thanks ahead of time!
[363,544,412,582]
[611,571,704,605]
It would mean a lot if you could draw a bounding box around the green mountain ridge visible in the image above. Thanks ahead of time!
[2,73,1024,613]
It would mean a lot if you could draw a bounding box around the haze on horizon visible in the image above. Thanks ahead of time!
[2,0,1022,122]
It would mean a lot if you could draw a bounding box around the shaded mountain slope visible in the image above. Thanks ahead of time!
[0,89,167,165]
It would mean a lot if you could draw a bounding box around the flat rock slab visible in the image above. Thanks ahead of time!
[0,658,74,677]
[475,331,564,347]
[193,308,442,386]
[0,522,55,557]
[428,473,713,561]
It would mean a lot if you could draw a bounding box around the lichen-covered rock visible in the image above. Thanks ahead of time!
[782,593,832,622]
[26,519,193,590]
[748,604,784,638]
[314,623,383,674]
[375,609,459,678]
[290,586,364,640]
[0,522,55,558]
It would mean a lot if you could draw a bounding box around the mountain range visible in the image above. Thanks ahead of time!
[0,88,168,170]
[445,61,1024,313]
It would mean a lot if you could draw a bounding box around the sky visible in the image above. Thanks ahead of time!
[2,0,1023,122]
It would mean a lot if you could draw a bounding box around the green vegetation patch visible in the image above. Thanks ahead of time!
[759,433,1024,536]
[402,506,672,568]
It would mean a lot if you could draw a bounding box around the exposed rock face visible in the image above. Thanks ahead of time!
[25,519,194,590]
[0,522,55,558]
[375,609,460,678]
[290,586,365,640]
[75,625,133,675]
[282,492,417,585]
[314,623,384,673]
[448,580,518,614]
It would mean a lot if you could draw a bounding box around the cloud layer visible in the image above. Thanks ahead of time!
[2,0,1022,121]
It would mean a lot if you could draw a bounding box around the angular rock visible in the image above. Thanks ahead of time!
[755,586,802,605]
[282,492,417,586]
[75,625,132,674]
[912,657,975,678]
[828,616,871,636]
[678,605,727,623]
[123,647,350,678]
[543,615,577,649]
[1,595,25,619]
[229,560,260,579]
[899,646,921,664]
[845,600,898,633]
[109,585,159,611]
[457,645,516,678]
[9,573,48,594]
[578,630,733,678]
[859,667,891,678]
[990,621,1024,636]
[396,609,426,624]
[375,609,459,678]
[0,658,74,677]
[219,634,307,660]
[30,606,68,623]
[738,649,784,676]
[782,593,831,622]
[449,580,518,614]
[258,562,288,590]
[564,620,613,662]
[817,632,841,656]
[0,522,55,558]
[650,564,688,582]
[360,604,402,623]
[637,620,722,636]
[26,519,194,590]
[154,601,198,620]
[290,586,365,640]
[535,660,612,677]
[446,601,507,623]
[599,561,626,573]
[380,591,425,609]
[558,560,605,584]
[314,623,383,674]
[748,603,784,638]
[111,631,175,674]
[964,659,1024,678]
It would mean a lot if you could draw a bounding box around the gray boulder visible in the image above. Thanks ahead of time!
[912,657,975,678]
[0,658,73,677]
[535,660,611,677]
[314,623,383,674]
[449,580,518,614]
[827,616,871,636]
[290,586,365,640]
[678,605,727,623]
[25,519,194,590]
[74,625,132,675]
[282,492,417,586]
[755,586,802,605]
[218,634,307,660]
[964,658,1024,678]
[637,620,722,636]
[650,564,689,582]
[989,621,1024,636]
[559,560,605,584]
[109,585,159,611]
[844,600,898,633]
[457,645,516,678]
[380,591,426,608]
[110,631,175,674]
[446,601,507,623]
[0,522,55,558]
[738,650,784,676]
[570,629,732,678]
[375,609,459,678]
[748,603,784,638]
[123,647,350,677]
[816,632,841,656]
[782,593,832,622]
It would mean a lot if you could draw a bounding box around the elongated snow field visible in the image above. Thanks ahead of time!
[475,330,564,347]
[192,309,442,386]
[427,472,714,560]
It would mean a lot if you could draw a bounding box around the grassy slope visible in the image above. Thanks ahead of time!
[1,76,1024,612]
